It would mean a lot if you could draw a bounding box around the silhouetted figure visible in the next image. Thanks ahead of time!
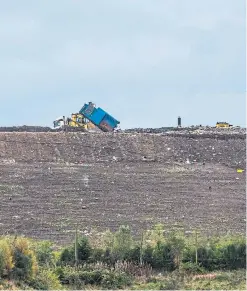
[209,186,212,191]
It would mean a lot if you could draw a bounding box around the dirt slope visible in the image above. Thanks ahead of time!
[0,132,245,244]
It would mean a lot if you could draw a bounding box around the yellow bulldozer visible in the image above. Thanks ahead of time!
[53,113,96,130]
[216,122,233,128]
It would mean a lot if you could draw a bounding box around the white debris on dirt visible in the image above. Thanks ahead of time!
[124,126,246,137]
[0,159,15,164]
[83,175,89,187]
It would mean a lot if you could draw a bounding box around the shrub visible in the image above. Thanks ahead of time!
[125,245,141,263]
[100,248,115,265]
[180,262,206,274]
[143,245,153,265]
[89,248,105,263]
[11,237,38,280]
[102,229,114,250]
[60,236,92,266]
[62,267,96,288]
[144,224,165,247]
[197,246,217,270]
[60,246,74,265]
[166,232,185,268]
[215,239,246,270]
[114,261,152,278]
[101,269,132,289]
[77,236,92,263]
[0,239,14,276]
[187,269,246,290]
[35,241,56,267]
[141,243,171,271]
[162,276,184,290]
[61,266,132,289]
[12,249,33,280]
[112,225,134,261]
[28,268,62,290]
[183,235,246,271]
[0,249,5,277]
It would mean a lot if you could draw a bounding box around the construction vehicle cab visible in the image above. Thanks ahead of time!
[53,116,65,129]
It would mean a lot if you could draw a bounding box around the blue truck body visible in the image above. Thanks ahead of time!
[79,102,120,132]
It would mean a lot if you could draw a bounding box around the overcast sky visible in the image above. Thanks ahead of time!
[0,0,245,128]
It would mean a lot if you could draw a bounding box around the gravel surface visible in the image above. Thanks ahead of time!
[0,131,245,244]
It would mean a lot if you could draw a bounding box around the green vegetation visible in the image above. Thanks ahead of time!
[0,224,245,290]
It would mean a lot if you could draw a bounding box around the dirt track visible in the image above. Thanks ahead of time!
[0,132,245,244]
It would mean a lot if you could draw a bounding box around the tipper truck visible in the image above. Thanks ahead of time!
[79,102,120,132]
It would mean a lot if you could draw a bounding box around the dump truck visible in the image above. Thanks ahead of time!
[53,102,120,132]
[79,102,120,132]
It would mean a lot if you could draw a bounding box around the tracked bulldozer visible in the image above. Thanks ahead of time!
[53,114,95,131]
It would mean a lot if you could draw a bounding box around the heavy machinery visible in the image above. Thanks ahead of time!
[53,102,120,132]
[216,122,233,128]
[79,102,120,132]
[53,113,96,130]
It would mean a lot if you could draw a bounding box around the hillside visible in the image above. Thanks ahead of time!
[0,131,246,244]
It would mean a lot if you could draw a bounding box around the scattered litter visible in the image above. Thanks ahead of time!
[83,175,89,187]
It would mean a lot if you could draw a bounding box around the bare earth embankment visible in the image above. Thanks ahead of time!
[0,129,245,244]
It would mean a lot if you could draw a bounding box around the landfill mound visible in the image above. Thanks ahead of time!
[0,130,245,244]
[0,126,53,132]
[0,126,88,132]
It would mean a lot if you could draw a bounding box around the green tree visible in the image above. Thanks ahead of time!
[12,237,38,280]
[143,245,153,265]
[77,236,92,263]
[60,247,74,265]
[113,225,133,260]
[12,249,33,280]
[144,223,166,248]
[0,239,14,276]
[36,241,55,267]
[152,241,175,271]
[102,229,114,250]
[166,231,185,269]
